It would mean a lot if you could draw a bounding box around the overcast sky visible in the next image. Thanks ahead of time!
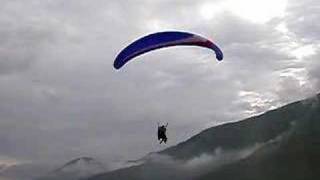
[0,0,319,165]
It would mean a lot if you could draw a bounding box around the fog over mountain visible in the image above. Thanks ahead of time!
[86,93,320,180]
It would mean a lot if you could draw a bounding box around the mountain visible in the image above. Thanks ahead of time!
[38,157,106,180]
[0,163,54,180]
[198,94,320,180]
[87,93,320,180]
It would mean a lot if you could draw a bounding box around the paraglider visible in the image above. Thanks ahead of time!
[157,122,168,144]
[113,31,223,69]
[113,31,224,144]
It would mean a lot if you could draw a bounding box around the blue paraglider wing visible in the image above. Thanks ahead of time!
[114,31,223,69]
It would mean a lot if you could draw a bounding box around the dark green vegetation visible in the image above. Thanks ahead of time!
[87,93,320,180]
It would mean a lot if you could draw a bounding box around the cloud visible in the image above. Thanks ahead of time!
[0,0,319,166]
[115,144,263,180]
[286,0,320,43]
[109,126,294,179]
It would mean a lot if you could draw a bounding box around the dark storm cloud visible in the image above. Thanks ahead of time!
[0,0,319,167]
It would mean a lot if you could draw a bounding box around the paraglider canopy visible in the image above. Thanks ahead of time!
[114,31,223,69]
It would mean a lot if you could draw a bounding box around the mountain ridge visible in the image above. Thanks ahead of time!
[38,156,106,180]
[87,93,320,180]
